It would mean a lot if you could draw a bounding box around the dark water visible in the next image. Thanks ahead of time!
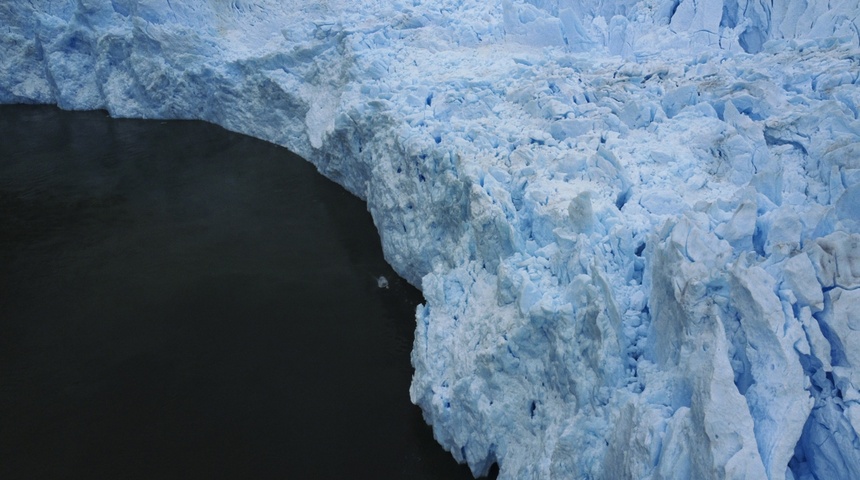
[0,105,476,479]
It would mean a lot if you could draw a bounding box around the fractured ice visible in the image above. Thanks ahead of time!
[3,1,860,478]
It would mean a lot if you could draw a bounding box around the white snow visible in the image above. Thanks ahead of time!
[3,1,860,478]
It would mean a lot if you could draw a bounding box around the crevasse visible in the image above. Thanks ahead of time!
[3,1,860,478]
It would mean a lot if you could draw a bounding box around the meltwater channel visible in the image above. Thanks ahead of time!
[0,104,481,479]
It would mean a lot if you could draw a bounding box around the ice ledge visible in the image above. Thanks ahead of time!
[3,1,860,478]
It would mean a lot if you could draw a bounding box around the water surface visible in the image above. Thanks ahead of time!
[0,105,478,479]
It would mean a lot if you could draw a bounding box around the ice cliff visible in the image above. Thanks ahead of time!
[3,1,860,478]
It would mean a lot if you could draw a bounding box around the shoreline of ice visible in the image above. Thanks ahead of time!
[3,1,860,478]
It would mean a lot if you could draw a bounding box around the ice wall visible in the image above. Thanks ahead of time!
[3,1,860,478]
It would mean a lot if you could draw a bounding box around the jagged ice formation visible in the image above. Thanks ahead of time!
[3,1,860,478]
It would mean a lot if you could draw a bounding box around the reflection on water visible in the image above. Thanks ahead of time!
[0,105,478,479]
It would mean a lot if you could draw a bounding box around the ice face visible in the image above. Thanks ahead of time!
[3,1,859,478]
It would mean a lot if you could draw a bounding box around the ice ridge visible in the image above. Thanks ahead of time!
[3,1,860,478]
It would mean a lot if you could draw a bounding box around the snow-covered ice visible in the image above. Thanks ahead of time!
[3,1,860,478]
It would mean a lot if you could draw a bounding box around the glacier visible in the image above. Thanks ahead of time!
[3,0,860,478]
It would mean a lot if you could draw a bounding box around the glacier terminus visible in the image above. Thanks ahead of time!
[3,1,860,478]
